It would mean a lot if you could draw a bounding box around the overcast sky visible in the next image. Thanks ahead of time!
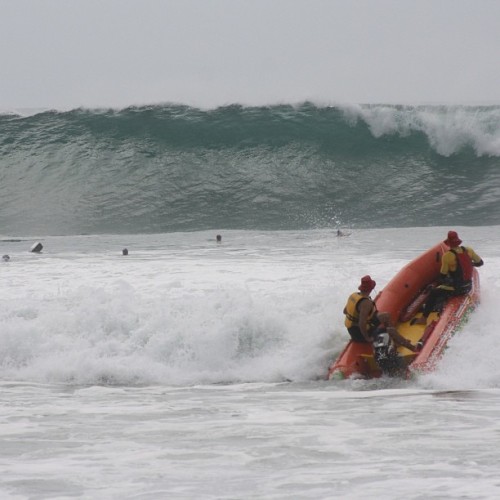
[1,0,499,110]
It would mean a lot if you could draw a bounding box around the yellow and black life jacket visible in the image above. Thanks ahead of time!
[344,292,376,328]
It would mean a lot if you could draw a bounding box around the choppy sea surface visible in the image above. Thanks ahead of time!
[1,227,500,499]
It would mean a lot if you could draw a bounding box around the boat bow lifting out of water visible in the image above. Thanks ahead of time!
[328,242,480,380]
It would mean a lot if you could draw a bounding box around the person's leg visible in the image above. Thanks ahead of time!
[423,287,453,316]
[412,287,451,325]
[422,288,440,316]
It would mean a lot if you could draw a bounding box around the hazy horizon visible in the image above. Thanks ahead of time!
[1,0,500,111]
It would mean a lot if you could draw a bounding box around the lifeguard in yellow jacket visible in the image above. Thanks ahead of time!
[412,230,483,326]
[344,275,418,351]
[343,275,380,342]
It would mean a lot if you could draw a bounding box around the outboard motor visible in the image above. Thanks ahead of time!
[372,331,404,376]
[373,332,392,360]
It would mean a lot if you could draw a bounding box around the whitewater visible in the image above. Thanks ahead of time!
[2,103,500,498]
[1,226,500,499]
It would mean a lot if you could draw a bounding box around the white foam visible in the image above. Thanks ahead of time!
[1,228,499,388]
[343,104,500,157]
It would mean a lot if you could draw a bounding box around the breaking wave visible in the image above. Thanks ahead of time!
[1,103,500,235]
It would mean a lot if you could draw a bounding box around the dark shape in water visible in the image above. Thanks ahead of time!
[30,242,43,253]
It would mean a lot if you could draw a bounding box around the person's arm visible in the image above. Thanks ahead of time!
[439,252,452,278]
[467,247,484,267]
[377,312,392,327]
[358,300,374,342]
[387,327,418,352]
[436,251,458,286]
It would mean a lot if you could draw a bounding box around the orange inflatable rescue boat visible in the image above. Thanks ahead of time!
[327,241,480,380]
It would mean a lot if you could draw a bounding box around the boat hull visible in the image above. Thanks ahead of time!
[328,242,480,380]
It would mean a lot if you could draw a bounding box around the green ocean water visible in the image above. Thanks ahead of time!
[1,103,500,236]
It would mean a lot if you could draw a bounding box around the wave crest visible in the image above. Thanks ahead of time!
[1,103,500,235]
